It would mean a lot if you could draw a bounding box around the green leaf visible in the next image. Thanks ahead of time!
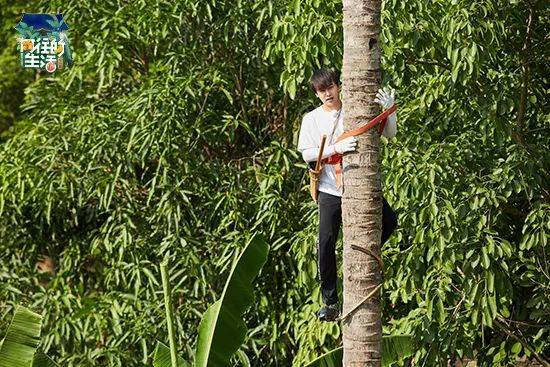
[451,64,460,83]
[427,296,434,319]
[0,306,42,367]
[451,48,459,66]
[235,350,250,367]
[153,342,189,367]
[469,44,477,61]
[427,246,436,262]
[488,294,497,319]
[469,282,479,301]
[193,234,269,367]
[471,309,479,324]
[511,342,522,354]
[414,228,424,243]
[486,272,494,293]
[430,203,438,217]
[293,0,301,15]
[437,297,446,324]
[288,78,297,100]
[481,247,490,269]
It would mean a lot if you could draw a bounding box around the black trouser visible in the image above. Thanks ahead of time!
[317,191,397,306]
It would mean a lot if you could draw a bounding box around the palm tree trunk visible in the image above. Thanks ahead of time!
[341,0,383,366]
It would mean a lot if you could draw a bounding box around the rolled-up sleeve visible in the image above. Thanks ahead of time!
[297,112,337,162]
[382,110,397,139]
[298,114,318,162]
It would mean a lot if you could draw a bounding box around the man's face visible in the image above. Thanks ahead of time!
[315,83,340,109]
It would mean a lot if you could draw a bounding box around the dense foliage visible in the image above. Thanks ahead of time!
[1,0,548,366]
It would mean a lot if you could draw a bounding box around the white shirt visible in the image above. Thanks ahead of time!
[297,105,397,197]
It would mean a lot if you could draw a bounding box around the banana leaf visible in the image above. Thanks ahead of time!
[193,234,269,367]
[0,306,42,367]
[303,335,415,367]
[153,341,189,367]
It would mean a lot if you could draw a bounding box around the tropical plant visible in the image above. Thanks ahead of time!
[153,234,269,367]
[0,306,57,367]
[193,234,269,367]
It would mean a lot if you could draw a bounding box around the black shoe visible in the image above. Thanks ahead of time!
[318,303,340,322]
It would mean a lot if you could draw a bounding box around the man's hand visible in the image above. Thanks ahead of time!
[334,136,357,154]
[374,87,395,109]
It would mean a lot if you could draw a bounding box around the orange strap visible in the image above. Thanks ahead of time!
[336,104,397,142]
[323,104,398,188]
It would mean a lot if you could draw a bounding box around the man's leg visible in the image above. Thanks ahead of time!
[381,196,398,244]
[317,191,342,307]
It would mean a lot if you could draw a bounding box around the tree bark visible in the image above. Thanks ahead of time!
[341,0,383,366]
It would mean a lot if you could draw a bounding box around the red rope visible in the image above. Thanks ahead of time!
[321,104,398,188]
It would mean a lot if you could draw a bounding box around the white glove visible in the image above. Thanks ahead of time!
[377,87,398,138]
[334,136,357,154]
[374,87,395,109]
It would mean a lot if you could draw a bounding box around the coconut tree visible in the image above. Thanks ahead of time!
[340,0,384,365]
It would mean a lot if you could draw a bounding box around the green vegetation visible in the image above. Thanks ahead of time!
[0,306,57,367]
[153,234,268,367]
[0,0,548,366]
[193,234,269,367]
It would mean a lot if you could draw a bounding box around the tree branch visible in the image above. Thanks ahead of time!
[339,284,382,323]
[493,319,550,366]
[514,3,535,145]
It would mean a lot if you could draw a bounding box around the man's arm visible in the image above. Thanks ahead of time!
[300,137,358,162]
[298,113,321,162]
[382,112,397,138]
[375,88,398,139]
[301,145,336,163]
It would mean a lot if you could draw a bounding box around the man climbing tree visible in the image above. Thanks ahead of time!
[298,1,395,364]
[298,69,397,325]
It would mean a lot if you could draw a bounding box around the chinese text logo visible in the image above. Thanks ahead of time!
[15,13,73,73]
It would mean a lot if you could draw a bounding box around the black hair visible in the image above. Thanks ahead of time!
[309,68,340,93]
